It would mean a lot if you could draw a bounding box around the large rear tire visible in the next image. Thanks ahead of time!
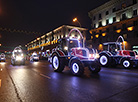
[99,54,110,67]
[89,61,101,73]
[70,59,84,76]
[52,55,65,72]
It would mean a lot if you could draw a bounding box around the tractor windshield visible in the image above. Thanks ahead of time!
[69,39,82,49]
[109,44,121,51]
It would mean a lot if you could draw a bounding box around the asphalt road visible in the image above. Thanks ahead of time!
[0,59,138,102]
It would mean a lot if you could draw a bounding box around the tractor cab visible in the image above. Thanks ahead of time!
[103,42,122,55]
[56,38,82,55]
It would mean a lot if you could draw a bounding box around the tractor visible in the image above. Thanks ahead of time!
[11,47,25,65]
[99,36,138,69]
[50,28,101,76]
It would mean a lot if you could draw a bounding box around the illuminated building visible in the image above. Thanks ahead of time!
[88,0,138,52]
[26,25,87,55]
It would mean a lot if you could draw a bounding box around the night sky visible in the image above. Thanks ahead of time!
[0,0,109,51]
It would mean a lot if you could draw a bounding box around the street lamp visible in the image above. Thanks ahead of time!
[73,17,81,27]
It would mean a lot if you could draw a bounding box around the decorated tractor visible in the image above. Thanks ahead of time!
[11,47,25,65]
[0,53,6,62]
[30,52,39,61]
[51,28,101,76]
[99,36,138,69]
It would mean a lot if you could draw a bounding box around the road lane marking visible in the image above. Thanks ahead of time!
[32,69,51,79]
[40,73,51,79]
[0,79,1,88]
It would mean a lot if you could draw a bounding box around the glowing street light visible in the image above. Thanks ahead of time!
[73,17,81,27]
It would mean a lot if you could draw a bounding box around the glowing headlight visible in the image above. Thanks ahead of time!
[95,53,100,59]
[64,46,68,50]
[89,54,93,58]
[16,56,23,61]
[89,53,100,59]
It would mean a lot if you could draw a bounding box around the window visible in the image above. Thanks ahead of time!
[122,3,126,9]
[133,0,137,4]
[133,9,137,16]
[113,17,116,22]
[134,20,138,26]
[106,11,109,15]
[122,13,127,20]
[99,14,102,19]
[99,21,102,27]
[106,19,109,25]
[112,8,116,12]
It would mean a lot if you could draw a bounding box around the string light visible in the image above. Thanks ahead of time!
[0,27,44,35]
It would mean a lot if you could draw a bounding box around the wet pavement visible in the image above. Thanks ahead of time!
[0,60,138,102]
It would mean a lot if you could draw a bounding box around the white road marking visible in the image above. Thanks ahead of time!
[40,74,51,79]
[32,69,51,79]
[0,79,1,88]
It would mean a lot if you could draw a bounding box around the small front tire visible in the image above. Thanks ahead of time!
[122,59,132,69]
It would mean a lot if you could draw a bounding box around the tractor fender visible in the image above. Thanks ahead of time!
[99,51,112,57]
[51,50,65,57]
[68,56,84,68]
[119,57,130,64]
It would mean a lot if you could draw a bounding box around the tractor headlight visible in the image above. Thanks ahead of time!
[94,53,100,59]
[89,53,100,59]
[64,46,68,50]
[16,56,23,61]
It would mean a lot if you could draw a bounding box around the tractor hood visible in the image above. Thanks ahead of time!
[118,50,137,59]
[71,47,99,61]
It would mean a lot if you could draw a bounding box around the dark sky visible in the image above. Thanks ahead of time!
[0,0,109,51]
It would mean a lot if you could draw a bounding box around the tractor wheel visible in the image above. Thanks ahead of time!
[89,61,101,73]
[70,59,84,76]
[52,55,65,72]
[99,54,110,67]
[121,59,132,69]
[11,59,15,66]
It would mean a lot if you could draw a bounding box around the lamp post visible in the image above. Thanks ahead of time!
[73,17,81,27]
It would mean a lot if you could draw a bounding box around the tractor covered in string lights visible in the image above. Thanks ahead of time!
[99,36,138,69]
[51,28,101,76]
[0,53,6,62]
[11,47,25,65]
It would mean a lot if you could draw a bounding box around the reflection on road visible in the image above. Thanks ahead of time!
[0,79,1,88]
[0,62,6,72]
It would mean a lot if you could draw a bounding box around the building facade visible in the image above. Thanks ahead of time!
[88,0,138,53]
[26,25,87,56]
